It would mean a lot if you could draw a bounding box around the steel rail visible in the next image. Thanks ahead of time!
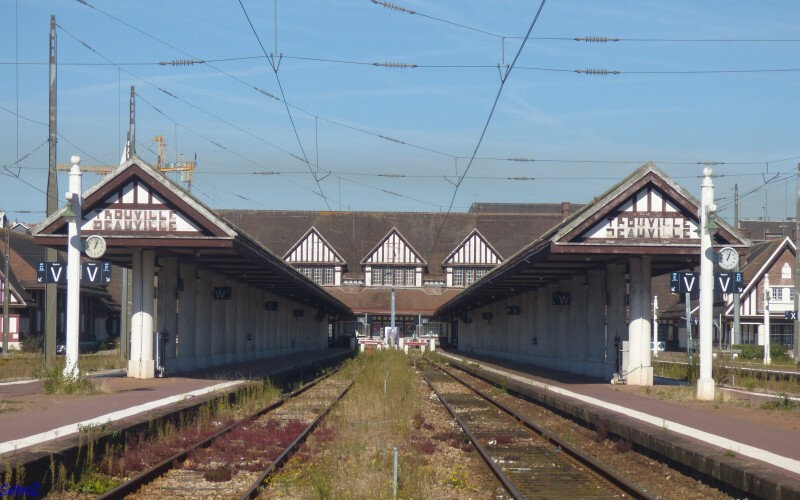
[418,365,524,499]
[432,360,655,499]
[97,367,342,500]
[239,378,356,499]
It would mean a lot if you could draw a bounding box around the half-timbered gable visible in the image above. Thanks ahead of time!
[283,227,345,286]
[726,237,796,318]
[443,229,503,287]
[361,228,426,287]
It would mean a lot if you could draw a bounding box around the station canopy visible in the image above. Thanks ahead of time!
[32,156,351,316]
[436,162,750,317]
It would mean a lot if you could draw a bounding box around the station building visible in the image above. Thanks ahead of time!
[433,163,750,385]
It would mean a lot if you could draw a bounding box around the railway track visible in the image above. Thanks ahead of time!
[99,367,355,499]
[418,360,654,499]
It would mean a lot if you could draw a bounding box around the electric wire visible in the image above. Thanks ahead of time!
[431,0,548,255]
[237,0,360,256]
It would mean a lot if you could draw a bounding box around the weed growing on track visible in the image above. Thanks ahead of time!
[268,350,442,498]
[760,394,798,411]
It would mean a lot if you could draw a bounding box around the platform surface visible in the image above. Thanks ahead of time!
[0,348,350,457]
[440,348,800,479]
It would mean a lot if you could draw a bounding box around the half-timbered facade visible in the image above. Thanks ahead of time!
[283,227,345,286]
[362,228,425,287]
[444,229,502,287]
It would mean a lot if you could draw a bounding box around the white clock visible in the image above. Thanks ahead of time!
[84,235,107,259]
[717,246,739,271]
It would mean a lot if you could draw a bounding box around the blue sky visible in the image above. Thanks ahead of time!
[1,0,799,223]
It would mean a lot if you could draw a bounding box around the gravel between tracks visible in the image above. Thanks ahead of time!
[126,372,353,499]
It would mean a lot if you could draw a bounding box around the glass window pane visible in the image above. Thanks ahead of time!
[772,287,782,301]
[465,269,475,286]
[395,269,403,286]
[454,269,463,287]
[324,267,334,285]
[313,267,323,285]
[385,268,393,286]
[373,268,382,286]
[406,268,415,286]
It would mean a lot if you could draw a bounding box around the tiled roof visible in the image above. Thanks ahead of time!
[218,209,566,275]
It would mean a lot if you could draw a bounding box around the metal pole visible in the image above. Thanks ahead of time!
[794,164,800,362]
[120,267,129,361]
[128,86,136,157]
[2,229,10,353]
[734,183,741,346]
[392,446,398,499]
[63,156,82,378]
[391,286,396,345]
[764,273,771,365]
[686,293,692,362]
[45,15,58,365]
[697,167,715,400]
[652,295,658,358]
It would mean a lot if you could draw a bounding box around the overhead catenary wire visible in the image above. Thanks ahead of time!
[431,0,548,256]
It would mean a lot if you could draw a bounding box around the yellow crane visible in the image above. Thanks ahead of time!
[57,135,196,190]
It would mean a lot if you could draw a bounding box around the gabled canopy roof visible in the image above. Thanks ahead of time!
[33,156,351,315]
[436,163,751,317]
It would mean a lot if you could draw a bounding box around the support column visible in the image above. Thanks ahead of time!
[177,262,197,371]
[129,250,155,379]
[586,269,606,377]
[194,270,212,368]
[627,256,653,386]
[160,257,179,373]
[256,289,266,357]
[606,263,626,379]
[235,282,248,362]
[248,287,258,360]
[210,274,226,366]
[571,275,588,369]
[224,279,237,363]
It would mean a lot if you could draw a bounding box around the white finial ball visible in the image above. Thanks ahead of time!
[71,155,81,165]
[703,167,712,177]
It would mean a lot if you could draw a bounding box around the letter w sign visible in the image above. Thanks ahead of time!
[213,287,232,300]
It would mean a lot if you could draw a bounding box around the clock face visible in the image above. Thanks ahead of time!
[85,235,107,259]
[718,247,739,270]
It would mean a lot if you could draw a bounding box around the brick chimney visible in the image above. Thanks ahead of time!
[561,201,571,219]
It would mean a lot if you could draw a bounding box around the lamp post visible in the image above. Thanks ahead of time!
[63,155,82,378]
[764,273,771,365]
[697,167,716,401]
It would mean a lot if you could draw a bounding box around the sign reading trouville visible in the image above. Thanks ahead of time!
[599,214,699,240]
[81,207,201,233]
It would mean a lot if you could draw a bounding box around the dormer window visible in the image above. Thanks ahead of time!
[782,262,791,280]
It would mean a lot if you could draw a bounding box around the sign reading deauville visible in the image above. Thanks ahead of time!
[584,213,699,241]
[81,208,201,233]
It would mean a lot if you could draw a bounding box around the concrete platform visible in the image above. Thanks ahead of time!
[440,349,800,497]
[0,348,351,459]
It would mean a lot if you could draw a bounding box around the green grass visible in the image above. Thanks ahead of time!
[0,352,125,382]
[760,394,798,411]
[37,364,100,395]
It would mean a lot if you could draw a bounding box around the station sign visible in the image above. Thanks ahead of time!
[506,305,520,315]
[714,272,744,293]
[552,292,571,305]
[36,262,112,284]
[670,271,743,294]
[670,272,698,294]
[212,286,232,300]
[599,214,698,240]
[785,311,798,320]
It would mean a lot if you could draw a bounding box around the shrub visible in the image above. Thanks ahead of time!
[732,344,790,361]
[614,439,632,453]
[594,420,608,443]
[38,365,97,395]
[21,334,43,353]
[203,466,232,482]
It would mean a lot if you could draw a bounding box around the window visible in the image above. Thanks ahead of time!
[476,268,487,280]
[313,267,323,285]
[465,269,476,286]
[324,267,334,285]
[373,268,383,286]
[783,263,792,280]
[453,269,464,287]
[405,268,415,286]
[384,268,393,286]
[772,287,783,301]
[395,268,404,286]
[791,288,796,301]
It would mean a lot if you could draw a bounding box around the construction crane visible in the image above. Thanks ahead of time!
[57,135,196,191]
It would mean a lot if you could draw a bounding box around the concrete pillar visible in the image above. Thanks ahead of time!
[210,274,226,366]
[177,262,197,371]
[586,269,606,377]
[571,275,588,369]
[224,279,237,364]
[627,256,653,386]
[235,282,248,362]
[255,289,266,357]
[556,280,570,367]
[605,263,625,379]
[159,257,179,373]
[249,287,259,359]
[129,249,155,379]
[194,270,212,368]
